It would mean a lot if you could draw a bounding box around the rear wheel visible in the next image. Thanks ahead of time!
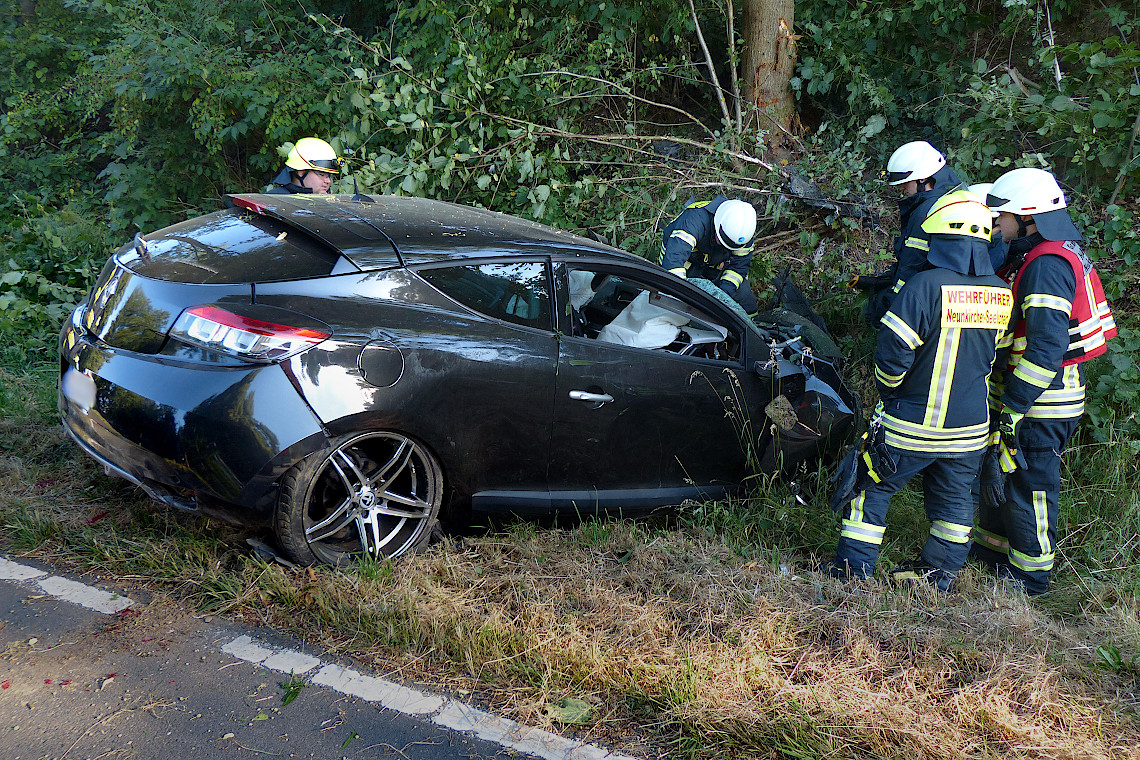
[275,431,443,566]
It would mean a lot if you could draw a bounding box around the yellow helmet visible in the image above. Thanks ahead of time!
[921,189,992,240]
[285,137,341,175]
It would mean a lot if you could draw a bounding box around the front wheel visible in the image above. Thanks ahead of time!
[275,431,444,566]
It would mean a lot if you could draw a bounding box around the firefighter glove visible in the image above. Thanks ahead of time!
[997,407,1025,460]
[979,445,1007,510]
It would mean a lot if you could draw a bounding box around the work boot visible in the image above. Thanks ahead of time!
[996,564,1048,597]
[889,560,955,593]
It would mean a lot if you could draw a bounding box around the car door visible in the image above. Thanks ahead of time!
[548,261,754,511]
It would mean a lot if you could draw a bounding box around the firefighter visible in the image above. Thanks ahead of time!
[660,196,759,314]
[830,189,1013,591]
[267,137,342,194]
[850,141,964,325]
[972,168,1116,595]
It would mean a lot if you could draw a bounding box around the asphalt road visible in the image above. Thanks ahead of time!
[0,556,631,760]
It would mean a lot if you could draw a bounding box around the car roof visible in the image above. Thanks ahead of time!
[227,193,642,269]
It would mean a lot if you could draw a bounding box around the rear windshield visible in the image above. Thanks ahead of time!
[121,210,347,284]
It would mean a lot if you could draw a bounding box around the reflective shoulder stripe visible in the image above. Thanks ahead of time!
[881,311,923,349]
[720,270,744,288]
[669,229,697,248]
[891,279,905,294]
[687,200,711,209]
[905,237,930,251]
[1022,293,1072,314]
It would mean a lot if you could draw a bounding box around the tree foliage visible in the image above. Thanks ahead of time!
[1,0,1137,439]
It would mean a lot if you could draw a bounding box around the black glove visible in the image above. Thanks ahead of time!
[979,445,1007,510]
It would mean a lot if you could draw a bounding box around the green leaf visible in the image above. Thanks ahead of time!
[542,698,594,725]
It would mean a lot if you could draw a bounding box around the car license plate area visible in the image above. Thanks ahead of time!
[62,367,97,412]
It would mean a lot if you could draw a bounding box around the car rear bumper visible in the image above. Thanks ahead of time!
[59,322,328,522]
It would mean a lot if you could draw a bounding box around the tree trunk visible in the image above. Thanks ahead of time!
[19,0,38,25]
[741,0,796,136]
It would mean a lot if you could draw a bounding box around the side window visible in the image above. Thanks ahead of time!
[566,267,739,361]
[420,262,552,330]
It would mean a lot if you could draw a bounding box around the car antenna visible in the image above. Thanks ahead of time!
[350,176,372,203]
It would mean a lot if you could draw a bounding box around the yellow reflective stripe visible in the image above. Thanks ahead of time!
[720,270,744,287]
[841,518,886,545]
[881,311,923,349]
[668,267,688,278]
[669,229,697,248]
[1022,293,1072,314]
[861,450,884,483]
[687,200,711,208]
[875,365,906,388]
[732,247,753,257]
[1033,490,1051,555]
[891,279,905,294]
[905,237,930,251]
[924,327,960,428]
[972,526,1010,555]
[1010,548,1054,572]
[1026,402,1084,419]
[931,520,972,544]
[1012,358,1057,389]
[884,432,990,454]
[883,414,990,440]
[995,331,1013,351]
[1011,336,1028,352]
[848,492,866,523]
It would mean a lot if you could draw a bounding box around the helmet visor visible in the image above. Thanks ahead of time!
[306,158,341,173]
[886,170,910,184]
[985,193,1009,210]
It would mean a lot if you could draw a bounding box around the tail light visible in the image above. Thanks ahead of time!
[171,305,330,362]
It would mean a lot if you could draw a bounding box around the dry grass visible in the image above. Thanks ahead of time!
[2,365,1138,760]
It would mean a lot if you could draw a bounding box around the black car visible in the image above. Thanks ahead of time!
[59,193,855,565]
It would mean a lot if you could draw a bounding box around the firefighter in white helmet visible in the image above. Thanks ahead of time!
[972,167,1116,595]
[268,137,342,195]
[850,141,963,325]
[660,197,759,314]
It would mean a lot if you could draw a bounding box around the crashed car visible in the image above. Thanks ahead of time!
[58,193,855,565]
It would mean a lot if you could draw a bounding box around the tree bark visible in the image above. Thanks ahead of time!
[740,0,796,137]
[20,0,38,25]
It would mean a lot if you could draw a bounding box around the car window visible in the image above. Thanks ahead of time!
[420,262,552,330]
[564,267,740,361]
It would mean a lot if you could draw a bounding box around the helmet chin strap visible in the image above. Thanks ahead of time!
[1017,214,1033,239]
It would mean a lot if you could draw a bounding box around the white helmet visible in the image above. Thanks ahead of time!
[885,141,946,185]
[987,167,1081,241]
[968,183,999,218]
[713,199,756,249]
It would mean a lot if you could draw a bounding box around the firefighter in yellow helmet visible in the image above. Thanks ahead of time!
[267,138,341,194]
[830,190,1013,592]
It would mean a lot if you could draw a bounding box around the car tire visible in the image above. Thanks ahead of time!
[275,431,444,566]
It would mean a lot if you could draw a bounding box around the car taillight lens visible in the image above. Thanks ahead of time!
[171,305,330,362]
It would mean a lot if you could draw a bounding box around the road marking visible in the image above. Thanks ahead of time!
[226,634,635,760]
[0,557,48,581]
[0,557,634,760]
[36,575,135,614]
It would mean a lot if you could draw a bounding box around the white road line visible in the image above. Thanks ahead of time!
[227,635,636,760]
[0,557,48,581]
[0,557,135,614]
[0,557,635,760]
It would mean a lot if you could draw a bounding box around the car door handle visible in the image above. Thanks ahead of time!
[569,390,613,404]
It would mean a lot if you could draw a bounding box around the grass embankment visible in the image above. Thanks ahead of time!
[2,358,1138,760]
